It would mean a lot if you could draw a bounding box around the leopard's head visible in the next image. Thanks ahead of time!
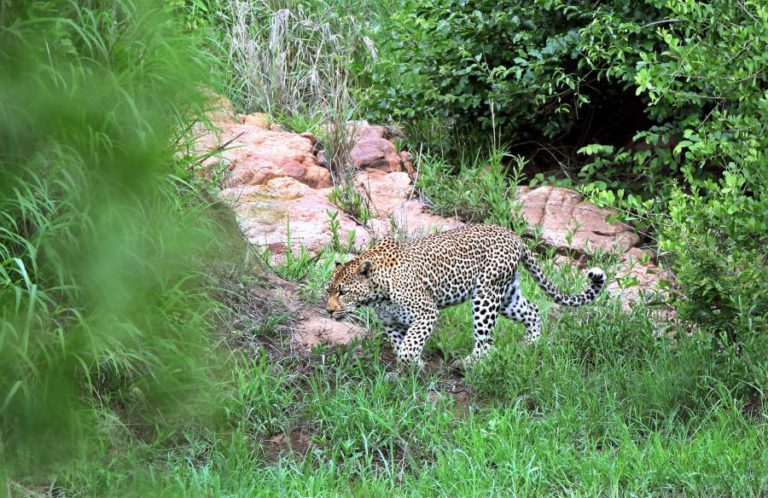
[325,257,379,320]
[325,239,401,320]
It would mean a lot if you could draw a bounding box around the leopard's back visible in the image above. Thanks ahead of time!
[401,225,526,306]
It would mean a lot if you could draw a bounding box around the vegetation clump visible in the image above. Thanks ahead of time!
[0,0,241,480]
[365,0,768,350]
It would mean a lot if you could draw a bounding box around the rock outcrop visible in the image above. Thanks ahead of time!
[516,186,639,253]
[514,185,666,309]
[196,109,451,258]
[197,113,332,189]
[195,104,462,347]
[196,98,667,348]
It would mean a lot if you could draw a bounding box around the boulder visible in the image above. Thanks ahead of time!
[271,279,368,349]
[221,124,331,189]
[515,186,668,309]
[320,120,408,174]
[516,185,640,253]
[350,137,403,173]
[196,110,331,189]
[352,122,391,140]
[219,177,370,255]
[354,170,462,238]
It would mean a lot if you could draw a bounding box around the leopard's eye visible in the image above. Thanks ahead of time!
[337,285,346,296]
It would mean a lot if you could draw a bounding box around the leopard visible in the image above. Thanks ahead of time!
[325,224,606,369]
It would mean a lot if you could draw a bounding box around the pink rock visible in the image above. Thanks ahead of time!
[400,151,416,178]
[353,122,389,140]
[295,316,367,348]
[300,131,318,145]
[553,250,669,311]
[219,177,371,255]
[355,121,392,140]
[352,170,463,238]
[323,121,406,174]
[627,247,654,261]
[515,185,669,309]
[350,137,402,173]
[606,250,670,310]
[198,119,332,189]
[354,170,412,206]
[516,186,640,253]
[515,185,551,225]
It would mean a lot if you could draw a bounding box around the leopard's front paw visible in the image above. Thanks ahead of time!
[387,356,425,380]
[395,354,425,371]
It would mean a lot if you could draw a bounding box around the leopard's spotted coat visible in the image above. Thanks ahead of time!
[325,224,606,368]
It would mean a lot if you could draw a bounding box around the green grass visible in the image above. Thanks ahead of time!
[0,0,242,484]
[416,148,530,232]
[37,238,767,497]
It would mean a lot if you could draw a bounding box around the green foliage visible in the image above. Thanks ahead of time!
[368,0,768,352]
[596,1,768,342]
[0,0,236,479]
[417,148,529,234]
[52,261,768,495]
[326,209,357,254]
[660,182,768,339]
[576,0,768,192]
[328,185,371,225]
[364,0,655,149]
[271,224,323,282]
[165,0,224,32]
[230,353,298,436]
[367,0,768,197]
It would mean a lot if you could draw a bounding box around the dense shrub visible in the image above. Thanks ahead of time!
[367,0,764,192]
[0,0,236,477]
[365,1,768,371]
[580,0,768,342]
[365,1,658,159]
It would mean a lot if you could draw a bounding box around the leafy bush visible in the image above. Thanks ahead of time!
[0,0,238,477]
[661,180,767,339]
[585,0,768,348]
[367,0,768,379]
[368,0,767,192]
[365,1,658,156]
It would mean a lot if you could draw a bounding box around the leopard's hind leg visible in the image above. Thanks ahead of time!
[500,273,542,345]
[465,282,505,363]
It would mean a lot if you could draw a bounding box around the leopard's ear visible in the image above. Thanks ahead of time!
[359,260,372,278]
[334,260,342,267]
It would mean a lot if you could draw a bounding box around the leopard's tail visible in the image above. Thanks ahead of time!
[521,247,605,306]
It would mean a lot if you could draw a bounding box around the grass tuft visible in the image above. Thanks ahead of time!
[0,0,243,481]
